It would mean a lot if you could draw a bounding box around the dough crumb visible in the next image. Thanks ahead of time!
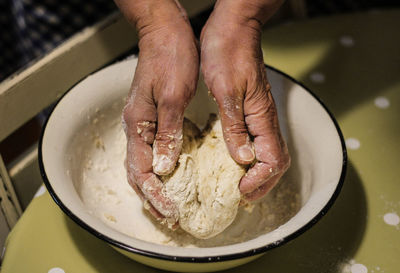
[243,202,255,213]
[104,213,117,223]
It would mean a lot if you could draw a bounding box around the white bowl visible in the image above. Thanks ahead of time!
[39,57,346,272]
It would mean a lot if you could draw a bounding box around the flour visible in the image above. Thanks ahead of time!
[71,99,301,247]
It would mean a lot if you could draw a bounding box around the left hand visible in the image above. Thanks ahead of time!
[200,0,290,201]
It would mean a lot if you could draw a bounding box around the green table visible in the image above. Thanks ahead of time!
[2,10,400,273]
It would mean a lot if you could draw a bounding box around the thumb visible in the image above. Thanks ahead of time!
[152,88,190,175]
[240,83,290,195]
[213,83,255,165]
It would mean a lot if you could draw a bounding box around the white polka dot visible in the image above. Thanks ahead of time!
[310,72,325,83]
[48,268,65,273]
[34,185,46,198]
[340,35,355,47]
[383,212,400,226]
[351,263,368,273]
[345,138,361,150]
[374,96,390,109]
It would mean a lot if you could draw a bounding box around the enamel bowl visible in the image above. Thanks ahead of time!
[39,57,346,272]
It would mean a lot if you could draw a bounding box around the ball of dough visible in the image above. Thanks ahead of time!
[162,115,245,239]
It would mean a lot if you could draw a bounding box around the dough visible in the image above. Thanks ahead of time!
[162,115,246,239]
[76,100,301,247]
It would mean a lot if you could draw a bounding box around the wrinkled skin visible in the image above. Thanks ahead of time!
[120,9,199,222]
[200,8,290,201]
[116,0,290,224]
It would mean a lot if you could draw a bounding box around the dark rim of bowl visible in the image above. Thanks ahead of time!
[38,62,347,263]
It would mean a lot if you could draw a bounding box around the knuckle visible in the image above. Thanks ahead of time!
[214,87,239,105]
[222,95,242,114]
[207,76,240,101]
[267,159,280,173]
[122,104,134,126]
[127,169,139,188]
[136,121,156,142]
[155,131,174,142]
[256,149,281,171]
[159,90,189,109]
[269,152,290,173]
[161,92,180,105]
[224,121,248,136]
[245,90,273,116]
[154,131,183,152]
[122,102,156,130]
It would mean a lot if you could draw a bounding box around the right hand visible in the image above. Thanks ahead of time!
[121,5,199,224]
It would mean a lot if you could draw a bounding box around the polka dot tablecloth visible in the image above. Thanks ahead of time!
[2,9,400,273]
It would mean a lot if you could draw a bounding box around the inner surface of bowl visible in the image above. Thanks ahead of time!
[41,57,345,260]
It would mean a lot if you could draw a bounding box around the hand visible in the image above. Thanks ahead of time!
[200,0,289,201]
[117,0,199,223]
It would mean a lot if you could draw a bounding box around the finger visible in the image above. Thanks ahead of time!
[144,200,164,220]
[211,79,255,165]
[123,90,179,222]
[240,82,290,196]
[152,83,194,175]
[243,173,283,201]
[139,174,178,221]
[126,124,179,222]
[130,167,174,222]
[144,199,179,230]
[152,103,184,176]
[240,161,279,194]
[123,91,156,182]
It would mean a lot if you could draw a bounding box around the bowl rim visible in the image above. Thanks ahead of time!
[39,63,347,263]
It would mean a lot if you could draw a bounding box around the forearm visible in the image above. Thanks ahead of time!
[114,0,190,37]
[213,0,284,28]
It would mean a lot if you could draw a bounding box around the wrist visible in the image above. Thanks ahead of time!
[200,10,262,48]
[115,0,190,38]
[213,0,283,27]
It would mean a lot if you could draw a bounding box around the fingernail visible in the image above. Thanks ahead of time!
[153,154,174,175]
[238,145,255,162]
